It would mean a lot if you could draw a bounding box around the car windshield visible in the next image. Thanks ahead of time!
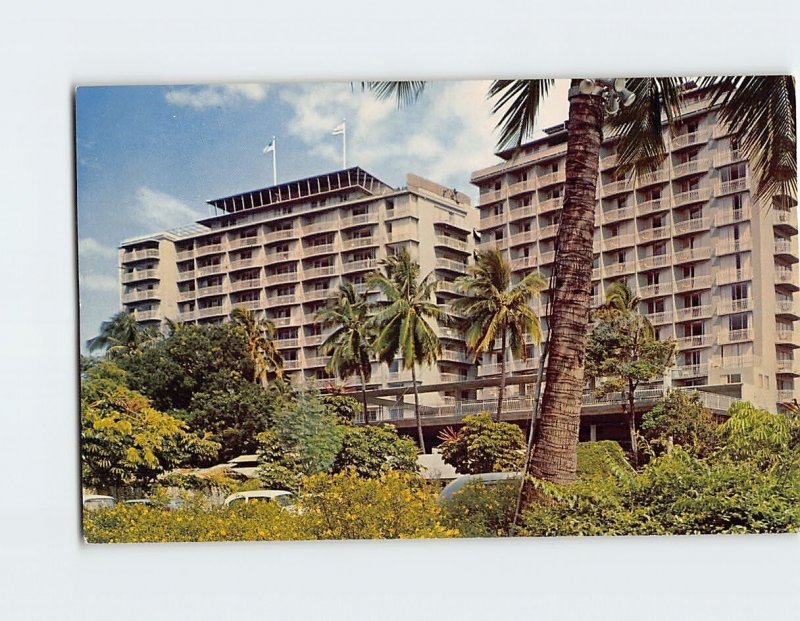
[84,498,114,510]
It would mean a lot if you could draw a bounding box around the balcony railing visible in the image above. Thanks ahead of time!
[509,230,537,246]
[603,206,634,224]
[176,249,194,261]
[271,294,298,306]
[604,233,635,250]
[776,329,796,345]
[644,311,672,325]
[773,209,798,229]
[304,356,327,368]
[676,334,714,349]
[271,316,293,328]
[637,168,670,187]
[196,263,225,277]
[674,305,712,322]
[342,237,376,251]
[673,217,710,236]
[228,236,261,250]
[231,277,263,291]
[602,178,634,197]
[178,289,195,301]
[539,223,560,239]
[437,280,461,295]
[776,359,800,375]
[775,239,797,256]
[605,261,636,277]
[266,250,300,263]
[672,159,710,178]
[715,268,753,285]
[121,289,159,303]
[637,197,670,216]
[435,235,469,252]
[776,267,798,287]
[537,170,566,187]
[177,270,196,281]
[195,243,225,257]
[275,338,300,349]
[479,188,506,204]
[718,328,753,344]
[600,154,618,170]
[232,299,261,311]
[673,187,712,207]
[436,258,468,273]
[229,258,259,271]
[440,350,470,364]
[196,305,228,319]
[717,298,752,314]
[304,288,332,302]
[196,284,225,297]
[638,254,672,271]
[264,272,299,286]
[713,149,746,168]
[716,178,749,196]
[715,238,752,256]
[638,282,672,298]
[776,299,800,316]
[264,229,297,243]
[508,205,536,222]
[637,226,671,243]
[304,243,337,256]
[508,179,537,196]
[480,212,506,229]
[675,275,713,292]
[673,247,712,263]
[340,212,378,228]
[777,390,796,403]
[133,309,161,322]
[122,248,159,262]
[510,256,538,271]
[122,269,158,283]
[303,265,337,280]
[714,208,750,227]
[342,259,377,273]
[672,364,708,379]
[712,354,754,369]
[671,129,711,149]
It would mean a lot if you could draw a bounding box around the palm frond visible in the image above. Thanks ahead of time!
[362,81,427,108]
[488,79,555,150]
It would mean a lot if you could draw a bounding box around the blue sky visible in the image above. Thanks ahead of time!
[76,80,570,349]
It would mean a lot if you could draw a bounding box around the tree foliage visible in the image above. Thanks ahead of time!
[81,362,219,491]
[332,425,419,478]
[641,390,720,458]
[439,413,526,474]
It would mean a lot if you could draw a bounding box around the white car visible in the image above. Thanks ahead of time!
[223,490,296,508]
[83,495,116,511]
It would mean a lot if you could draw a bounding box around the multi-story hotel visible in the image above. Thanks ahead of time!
[470,86,799,414]
[119,167,479,405]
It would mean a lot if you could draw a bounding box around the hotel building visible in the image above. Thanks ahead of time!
[470,87,799,413]
[119,168,479,405]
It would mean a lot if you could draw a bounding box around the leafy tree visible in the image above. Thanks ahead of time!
[331,424,419,478]
[440,478,520,538]
[439,413,526,474]
[453,248,546,421]
[86,310,158,357]
[585,286,675,466]
[81,362,219,492]
[316,283,376,421]
[718,401,799,470]
[183,380,279,461]
[118,322,255,411]
[256,389,344,491]
[368,249,444,452]
[230,307,284,385]
[322,393,362,425]
[366,77,796,487]
[641,390,720,458]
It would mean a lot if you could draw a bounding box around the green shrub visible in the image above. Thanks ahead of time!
[439,413,526,474]
[641,389,720,458]
[440,479,520,538]
[576,441,631,479]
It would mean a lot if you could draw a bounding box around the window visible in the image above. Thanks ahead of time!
[729,313,749,331]
[732,283,748,300]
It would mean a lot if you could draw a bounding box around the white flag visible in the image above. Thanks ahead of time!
[263,139,275,154]
[331,122,345,135]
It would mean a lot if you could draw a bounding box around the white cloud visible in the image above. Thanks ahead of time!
[80,274,118,292]
[165,84,269,110]
[79,237,116,259]
[278,80,570,198]
[132,186,204,229]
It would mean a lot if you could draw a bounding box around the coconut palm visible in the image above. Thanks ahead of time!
[367,249,444,452]
[86,310,156,357]
[316,283,375,422]
[597,280,654,337]
[366,77,796,486]
[453,248,546,422]
[230,307,283,386]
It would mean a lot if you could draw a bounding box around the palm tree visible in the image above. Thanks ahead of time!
[316,283,375,422]
[453,248,546,422]
[86,310,156,357]
[230,307,283,386]
[367,249,443,452]
[596,280,654,336]
[366,77,795,486]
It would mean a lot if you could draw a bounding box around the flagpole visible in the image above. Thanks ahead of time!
[272,136,277,185]
[342,121,346,168]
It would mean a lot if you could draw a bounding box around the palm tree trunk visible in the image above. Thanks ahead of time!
[359,368,369,425]
[527,80,604,486]
[411,365,426,453]
[496,332,507,423]
[627,379,639,468]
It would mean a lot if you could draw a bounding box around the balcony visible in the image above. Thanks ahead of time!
[540,250,556,265]
[178,289,196,301]
[714,149,747,168]
[676,334,713,350]
[604,233,635,250]
[605,261,636,277]
[675,275,713,292]
[673,187,712,207]
[232,299,261,311]
[718,298,752,315]
[195,243,225,257]
[435,235,469,252]
[775,239,798,260]
[777,389,796,403]
[304,288,333,303]
[715,268,752,286]
[302,219,339,236]
[122,269,158,283]
[342,258,377,274]
[508,205,536,222]
[271,316,293,328]
[637,197,670,216]
[196,263,225,277]
[304,243,337,257]
[603,206,634,224]
[479,188,507,204]
[776,299,800,318]
[715,238,752,256]
[539,223,560,239]
[537,170,566,188]
[304,334,324,347]
[133,309,160,322]
[712,354,754,369]
[777,329,797,346]
[509,230,538,246]
[283,359,301,371]
[480,212,506,229]
[122,248,159,263]
[229,257,259,271]
[231,277,264,291]
[671,129,711,150]
[264,229,298,243]
[714,208,751,227]
[716,178,749,196]
[674,247,712,263]
[672,364,708,379]
[438,280,461,295]
[266,250,300,263]
[271,294,298,306]
[638,253,672,271]
[177,310,196,322]
[196,305,228,319]
[776,359,800,375]
[637,226,670,243]
[275,338,300,349]
[600,153,618,170]
[340,212,378,228]
[436,257,468,274]
[304,356,327,368]
[776,267,799,290]
[175,249,194,262]
[510,255,538,271]
[440,349,470,364]
[644,311,673,325]
[718,328,754,344]
[121,289,159,304]
[196,284,225,298]
[303,265,337,280]
[675,305,713,322]
[672,159,711,179]
[508,179,537,196]
[228,236,261,250]
[342,237,376,251]
[638,282,672,298]
[773,209,798,233]
[673,217,710,236]
[438,326,463,340]
[177,270,196,282]
[602,178,634,197]
[537,197,563,214]
[265,272,300,286]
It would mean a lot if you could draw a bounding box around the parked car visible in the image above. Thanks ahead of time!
[438,472,522,502]
[123,499,154,507]
[83,495,116,511]
[224,490,296,508]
